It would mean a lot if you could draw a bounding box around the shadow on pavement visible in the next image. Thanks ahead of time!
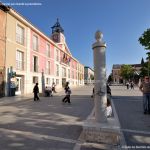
[0,95,94,150]
[112,95,150,148]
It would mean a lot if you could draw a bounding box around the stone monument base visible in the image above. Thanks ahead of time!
[82,97,126,149]
[83,117,121,146]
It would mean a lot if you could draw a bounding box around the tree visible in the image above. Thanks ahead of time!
[139,28,150,60]
[139,28,150,50]
[107,73,113,83]
[120,65,134,81]
[90,74,94,80]
[140,62,150,77]
[141,57,144,66]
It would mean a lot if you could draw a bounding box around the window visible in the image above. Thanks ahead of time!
[62,67,66,77]
[46,44,50,57]
[46,78,50,85]
[16,50,24,70]
[68,69,70,78]
[56,79,59,85]
[33,35,38,51]
[72,71,74,79]
[46,61,51,75]
[56,64,59,76]
[72,61,74,69]
[33,56,38,72]
[33,76,38,83]
[56,49,59,61]
[16,24,25,45]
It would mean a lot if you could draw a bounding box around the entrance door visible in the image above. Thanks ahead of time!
[62,78,66,87]
[15,77,22,95]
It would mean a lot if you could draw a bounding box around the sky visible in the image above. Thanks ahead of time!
[1,0,150,76]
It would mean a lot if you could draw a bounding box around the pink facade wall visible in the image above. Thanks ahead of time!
[74,61,77,79]
[70,59,77,79]
[60,51,63,61]
[30,29,54,75]
[29,29,79,80]
[50,44,54,59]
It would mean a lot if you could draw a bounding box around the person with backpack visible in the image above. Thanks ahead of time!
[62,82,71,103]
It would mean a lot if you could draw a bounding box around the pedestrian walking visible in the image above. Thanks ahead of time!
[52,82,57,93]
[45,86,52,97]
[107,84,111,95]
[64,87,71,103]
[139,76,150,114]
[91,87,94,98]
[62,82,71,103]
[33,83,40,101]
[130,81,134,89]
[126,82,129,89]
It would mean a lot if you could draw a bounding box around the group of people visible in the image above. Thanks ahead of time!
[33,82,57,101]
[33,82,72,103]
[126,81,134,89]
[45,82,57,97]
[33,77,150,116]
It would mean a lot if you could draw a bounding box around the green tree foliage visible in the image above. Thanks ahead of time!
[90,74,94,80]
[139,28,150,50]
[120,65,134,80]
[140,62,150,77]
[139,28,150,60]
[107,73,113,83]
[141,57,144,66]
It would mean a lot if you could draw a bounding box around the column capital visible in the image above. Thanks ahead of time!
[92,30,106,50]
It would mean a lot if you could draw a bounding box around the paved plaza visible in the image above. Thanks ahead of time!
[112,85,150,150]
[0,85,150,150]
[0,86,94,150]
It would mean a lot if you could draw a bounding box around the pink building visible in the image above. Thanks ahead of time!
[2,5,84,96]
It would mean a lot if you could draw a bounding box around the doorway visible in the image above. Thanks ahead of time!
[15,77,22,95]
[62,78,66,87]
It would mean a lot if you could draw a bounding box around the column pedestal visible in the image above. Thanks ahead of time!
[82,98,124,148]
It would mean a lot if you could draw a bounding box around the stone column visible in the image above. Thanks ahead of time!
[92,31,107,123]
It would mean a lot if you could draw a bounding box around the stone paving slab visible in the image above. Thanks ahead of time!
[0,85,94,150]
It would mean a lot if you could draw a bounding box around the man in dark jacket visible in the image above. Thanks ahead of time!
[33,83,40,101]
